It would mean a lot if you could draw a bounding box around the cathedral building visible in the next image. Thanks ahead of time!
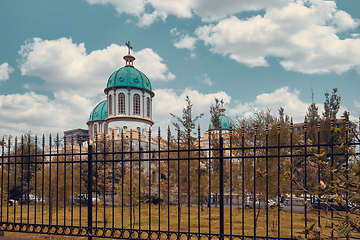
[87,43,154,141]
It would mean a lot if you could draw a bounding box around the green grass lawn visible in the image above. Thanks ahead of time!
[0,203,354,239]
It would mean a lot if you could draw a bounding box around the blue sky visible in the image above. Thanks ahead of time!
[0,0,360,138]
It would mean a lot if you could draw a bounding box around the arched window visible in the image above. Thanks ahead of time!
[146,97,150,117]
[109,95,113,115]
[133,94,140,115]
[118,93,125,114]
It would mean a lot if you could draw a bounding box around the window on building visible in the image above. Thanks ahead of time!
[109,95,112,115]
[146,97,150,117]
[118,93,125,114]
[133,94,140,115]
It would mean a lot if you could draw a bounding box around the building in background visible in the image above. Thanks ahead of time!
[64,128,89,145]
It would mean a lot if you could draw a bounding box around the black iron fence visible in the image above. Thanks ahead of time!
[0,119,359,239]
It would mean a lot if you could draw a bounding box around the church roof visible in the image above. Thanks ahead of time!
[105,66,153,93]
[209,106,235,130]
[88,100,107,122]
[210,114,235,130]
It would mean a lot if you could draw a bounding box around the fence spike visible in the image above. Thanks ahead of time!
[317,119,321,133]
[64,134,67,146]
[71,134,74,145]
[219,120,222,138]
[229,122,233,137]
[177,125,180,141]
[198,124,201,140]
[167,125,171,140]
[138,128,141,141]
[266,121,269,135]
[121,128,124,141]
[254,121,258,136]
[242,122,245,138]
[277,120,280,135]
[187,125,190,139]
[148,127,152,143]
[290,118,293,134]
[304,117,307,133]
[331,117,334,131]
[130,129,133,141]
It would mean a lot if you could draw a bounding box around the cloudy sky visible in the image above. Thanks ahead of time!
[1,0,360,138]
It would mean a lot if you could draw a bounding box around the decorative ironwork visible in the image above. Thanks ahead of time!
[0,119,359,239]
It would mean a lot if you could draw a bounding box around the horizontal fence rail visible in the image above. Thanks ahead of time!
[0,119,359,239]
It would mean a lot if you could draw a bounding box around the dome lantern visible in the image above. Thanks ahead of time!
[209,102,235,131]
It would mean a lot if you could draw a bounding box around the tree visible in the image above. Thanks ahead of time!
[170,95,204,142]
[169,95,207,220]
[306,91,319,143]
[298,115,360,239]
[210,98,221,130]
[7,133,42,202]
[321,88,341,145]
[322,88,341,120]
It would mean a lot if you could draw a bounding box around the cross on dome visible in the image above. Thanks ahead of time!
[125,41,132,55]
[123,41,135,67]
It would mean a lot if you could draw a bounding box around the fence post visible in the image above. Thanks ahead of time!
[88,145,93,240]
[219,136,224,239]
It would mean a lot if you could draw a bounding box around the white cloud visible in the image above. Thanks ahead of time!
[0,62,14,81]
[85,0,360,76]
[173,34,197,51]
[134,48,176,81]
[86,0,146,16]
[192,0,288,22]
[0,92,95,137]
[196,73,213,86]
[148,0,193,19]
[18,38,175,97]
[195,0,360,74]
[138,11,167,27]
[355,100,360,110]
[229,87,309,122]
[331,9,359,32]
[86,0,288,24]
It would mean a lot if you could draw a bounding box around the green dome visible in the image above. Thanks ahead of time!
[210,115,235,130]
[105,66,152,92]
[88,100,107,122]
